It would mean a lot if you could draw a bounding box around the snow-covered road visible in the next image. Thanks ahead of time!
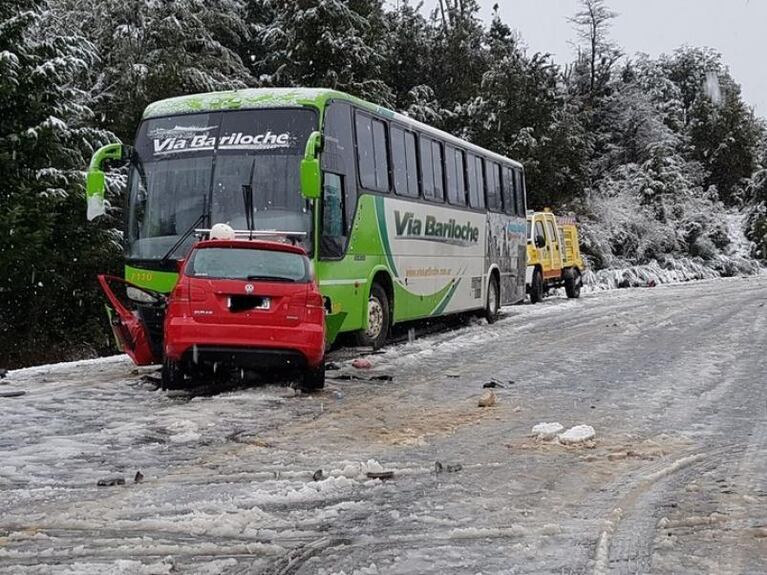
[1,276,766,574]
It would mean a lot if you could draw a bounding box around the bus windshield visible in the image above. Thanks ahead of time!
[126,108,316,260]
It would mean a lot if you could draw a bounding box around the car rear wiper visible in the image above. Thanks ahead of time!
[245,275,297,283]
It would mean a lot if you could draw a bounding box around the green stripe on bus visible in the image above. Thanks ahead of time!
[374,195,399,278]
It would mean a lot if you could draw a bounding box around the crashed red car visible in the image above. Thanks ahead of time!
[162,239,326,390]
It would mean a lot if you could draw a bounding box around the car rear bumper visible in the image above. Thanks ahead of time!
[164,319,325,369]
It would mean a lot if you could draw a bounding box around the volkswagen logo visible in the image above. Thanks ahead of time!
[244,283,254,294]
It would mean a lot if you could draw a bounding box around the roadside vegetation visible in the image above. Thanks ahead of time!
[1,0,765,367]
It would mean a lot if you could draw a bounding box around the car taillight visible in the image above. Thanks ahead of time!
[173,281,205,302]
[306,290,324,309]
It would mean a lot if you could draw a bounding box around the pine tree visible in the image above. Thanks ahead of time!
[55,0,253,142]
[0,0,120,367]
[251,0,394,107]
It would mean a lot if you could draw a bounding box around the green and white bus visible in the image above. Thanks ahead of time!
[86,88,528,354]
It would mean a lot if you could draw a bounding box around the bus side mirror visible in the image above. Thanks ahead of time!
[300,131,322,201]
[86,143,129,221]
[86,170,106,220]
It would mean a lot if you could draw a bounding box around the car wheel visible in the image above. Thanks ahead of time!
[485,275,500,324]
[161,358,185,390]
[354,283,390,349]
[565,268,582,299]
[301,363,325,391]
[530,268,544,304]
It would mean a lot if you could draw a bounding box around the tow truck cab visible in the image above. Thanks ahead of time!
[525,210,585,303]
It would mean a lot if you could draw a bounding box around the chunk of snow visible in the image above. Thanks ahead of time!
[557,425,596,445]
[531,422,564,440]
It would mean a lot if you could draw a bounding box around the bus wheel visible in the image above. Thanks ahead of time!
[530,268,544,304]
[485,275,500,324]
[354,283,390,349]
[161,358,185,390]
[565,268,582,299]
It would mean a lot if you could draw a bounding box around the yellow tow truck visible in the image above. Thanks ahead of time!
[526,210,585,303]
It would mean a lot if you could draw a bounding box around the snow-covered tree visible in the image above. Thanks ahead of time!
[0,0,120,367]
[251,0,394,107]
[55,0,252,141]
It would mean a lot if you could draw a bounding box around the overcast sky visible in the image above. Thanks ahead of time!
[417,0,766,117]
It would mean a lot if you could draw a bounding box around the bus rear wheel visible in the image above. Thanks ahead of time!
[354,283,390,350]
[485,275,500,324]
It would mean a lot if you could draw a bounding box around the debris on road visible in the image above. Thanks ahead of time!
[134,471,144,484]
[445,371,460,378]
[483,378,513,389]
[352,358,373,369]
[370,374,393,382]
[557,425,596,445]
[312,469,324,481]
[97,477,126,487]
[325,362,340,371]
[532,422,564,440]
[0,390,26,398]
[0,368,7,379]
[478,390,497,407]
[435,461,463,474]
[366,470,395,480]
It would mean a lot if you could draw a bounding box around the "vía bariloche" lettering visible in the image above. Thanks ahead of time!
[394,211,480,243]
[153,131,291,154]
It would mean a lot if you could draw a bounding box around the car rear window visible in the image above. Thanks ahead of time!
[186,247,310,282]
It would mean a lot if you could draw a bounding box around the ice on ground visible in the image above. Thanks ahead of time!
[531,422,564,440]
[557,425,596,445]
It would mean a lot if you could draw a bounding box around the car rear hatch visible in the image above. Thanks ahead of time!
[189,278,311,326]
[182,242,314,327]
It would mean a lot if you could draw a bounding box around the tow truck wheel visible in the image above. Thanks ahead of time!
[565,268,582,299]
[530,268,544,304]
[485,275,500,324]
[302,363,325,391]
[354,283,390,350]
[161,358,185,390]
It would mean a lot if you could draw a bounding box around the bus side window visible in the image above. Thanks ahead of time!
[320,173,346,258]
[467,154,485,210]
[485,161,502,212]
[502,166,514,216]
[322,102,357,234]
[445,146,466,206]
[431,140,444,202]
[515,169,526,216]
[391,125,418,197]
[354,111,389,193]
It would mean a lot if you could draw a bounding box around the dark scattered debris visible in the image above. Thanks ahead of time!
[325,362,340,371]
[134,471,144,484]
[617,279,631,289]
[0,368,7,379]
[141,374,162,385]
[435,461,463,474]
[97,477,126,487]
[366,471,394,480]
[482,378,513,389]
[327,373,393,383]
[0,391,25,398]
[312,469,324,482]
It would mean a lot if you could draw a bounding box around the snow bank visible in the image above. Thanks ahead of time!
[531,422,564,440]
[582,255,760,293]
[557,425,596,445]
